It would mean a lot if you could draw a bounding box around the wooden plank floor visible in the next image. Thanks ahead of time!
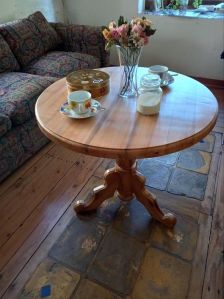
[0,147,102,298]
[0,84,223,299]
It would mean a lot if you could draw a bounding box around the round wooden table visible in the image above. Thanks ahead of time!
[36,67,218,228]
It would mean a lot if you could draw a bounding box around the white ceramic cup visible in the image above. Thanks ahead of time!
[148,65,169,84]
[68,90,91,114]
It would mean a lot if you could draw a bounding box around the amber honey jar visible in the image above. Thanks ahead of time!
[66,69,110,98]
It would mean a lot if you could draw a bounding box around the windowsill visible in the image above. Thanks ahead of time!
[143,9,224,19]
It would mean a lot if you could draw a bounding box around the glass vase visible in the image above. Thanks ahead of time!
[116,45,142,98]
[179,0,189,14]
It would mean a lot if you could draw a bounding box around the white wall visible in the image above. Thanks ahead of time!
[64,0,138,25]
[64,0,224,80]
[140,15,224,80]
[0,0,66,23]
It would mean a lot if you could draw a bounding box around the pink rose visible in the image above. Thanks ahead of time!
[111,28,120,40]
[117,24,129,37]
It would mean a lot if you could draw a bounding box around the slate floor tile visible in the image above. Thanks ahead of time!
[18,258,80,299]
[80,197,121,225]
[190,134,215,152]
[140,160,173,191]
[168,168,207,200]
[137,159,145,168]
[96,197,121,225]
[88,229,145,295]
[149,214,198,261]
[132,247,191,299]
[152,152,180,166]
[71,279,122,299]
[48,217,106,273]
[113,200,152,242]
[177,149,211,174]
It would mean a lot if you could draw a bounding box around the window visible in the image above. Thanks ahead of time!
[145,0,223,11]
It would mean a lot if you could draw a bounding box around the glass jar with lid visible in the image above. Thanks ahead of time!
[137,74,162,115]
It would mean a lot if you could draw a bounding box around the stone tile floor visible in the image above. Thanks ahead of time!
[139,134,215,199]
[18,134,218,299]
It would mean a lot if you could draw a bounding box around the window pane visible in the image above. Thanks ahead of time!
[145,0,223,10]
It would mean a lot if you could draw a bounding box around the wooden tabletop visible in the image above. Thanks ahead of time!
[35,67,218,159]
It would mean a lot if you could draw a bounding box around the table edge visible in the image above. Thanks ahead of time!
[36,107,218,159]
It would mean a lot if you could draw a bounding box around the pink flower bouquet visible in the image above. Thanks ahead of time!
[102,16,156,50]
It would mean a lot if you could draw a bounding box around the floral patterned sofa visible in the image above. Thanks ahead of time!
[0,11,109,182]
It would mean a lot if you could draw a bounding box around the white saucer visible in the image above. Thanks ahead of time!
[60,99,102,119]
[147,70,174,87]
[160,73,174,87]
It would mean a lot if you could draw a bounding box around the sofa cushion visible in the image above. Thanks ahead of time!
[28,11,61,53]
[0,19,45,67]
[0,118,49,183]
[0,34,20,73]
[0,11,61,67]
[23,51,100,78]
[0,113,12,138]
[52,23,110,67]
[0,72,57,126]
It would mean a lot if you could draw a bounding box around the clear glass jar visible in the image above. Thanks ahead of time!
[137,74,162,115]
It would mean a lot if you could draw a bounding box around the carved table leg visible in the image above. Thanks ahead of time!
[116,158,136,201]
[132,171,177,228]
[74,168,119,213]
[74,158,177,228]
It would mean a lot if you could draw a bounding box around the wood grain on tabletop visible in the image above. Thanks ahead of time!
[35,67,218,159]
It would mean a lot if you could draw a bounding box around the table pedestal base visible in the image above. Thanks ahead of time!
[74,158,176,228]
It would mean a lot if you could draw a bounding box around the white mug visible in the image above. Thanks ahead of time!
[148,65,169,84]
[68,90,91,114]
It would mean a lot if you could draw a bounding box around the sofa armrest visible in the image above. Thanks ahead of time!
[52,23,109,67]
[0,113,12,138]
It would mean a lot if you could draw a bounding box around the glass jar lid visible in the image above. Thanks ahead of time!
[139,74,161,91]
